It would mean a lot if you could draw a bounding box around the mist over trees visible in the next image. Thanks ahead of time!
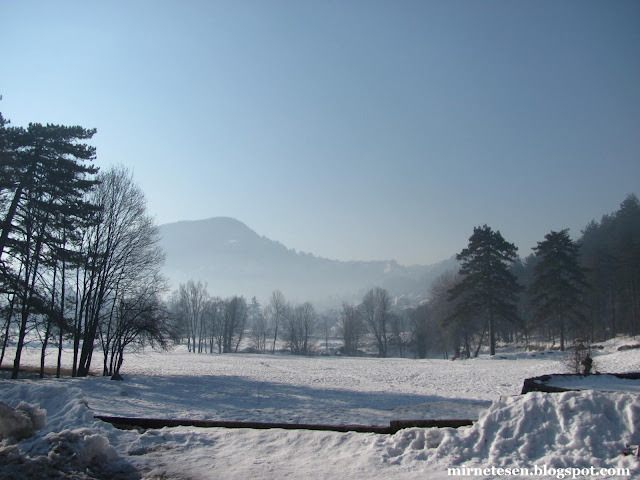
[327,195,639,360]
[338,303,363,356]
[411,195,640,359]
[169,282,249,354]
[283,302,316,355]
[1,106,638,368]
[360,287,392,358]
[160,195,639,362]
[580,195,640,339]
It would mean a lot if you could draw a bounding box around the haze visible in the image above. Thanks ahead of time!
[1,0,638,265]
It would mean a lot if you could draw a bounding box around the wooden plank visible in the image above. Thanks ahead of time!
[95,415,473,434]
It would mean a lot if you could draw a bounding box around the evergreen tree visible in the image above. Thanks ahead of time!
[448,225,521,356]
[612,195,640,335]
[579,194,640,337]
[529,229,588,351]
[0,120,98,378]
[0,123,97,261]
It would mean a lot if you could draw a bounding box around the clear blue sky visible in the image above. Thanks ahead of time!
[2,0,639,265]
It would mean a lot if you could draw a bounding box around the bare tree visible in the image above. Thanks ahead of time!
[268,290,286,354]
[321,314,331,353]
[74,166,165,376]
[339,303,363,356]
[205,297,221,354]
[220,296,247,353]
[284,302,316,355]
[102,276,170,376]
[249,309,269,353]
[360,287,391,357]
[389,310,410,358]
[176,280,209,353]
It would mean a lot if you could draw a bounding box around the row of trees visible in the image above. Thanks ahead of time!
[413,195,640,358]
[123,193,640,362]
[0,107,168,378]
[438,224,588,357]
[580,195,640,339]
[170,285,322,356]
[338,286,411,358]
[171,194,637,360]
[6,110,630,368]
[311,195,638,360]
[170,280,252,354]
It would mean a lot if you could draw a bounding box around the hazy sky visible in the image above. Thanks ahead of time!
[2,1,639,265]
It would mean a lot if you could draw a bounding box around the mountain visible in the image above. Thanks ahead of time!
[158,217,458,307]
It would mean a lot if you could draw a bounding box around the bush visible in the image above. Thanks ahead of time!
[564,338,596,375]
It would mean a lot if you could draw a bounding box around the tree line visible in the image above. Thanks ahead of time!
[0,108,169,378]
[169,285,321,356]
[169,194,638,360]
[2,105,637,367]
[412,195,640,359]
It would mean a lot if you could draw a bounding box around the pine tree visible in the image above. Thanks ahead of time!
[0,121,99,378]
[448,225,521,356]
[529,229,588,351]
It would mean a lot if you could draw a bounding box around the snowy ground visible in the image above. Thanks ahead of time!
[1,338,639,479]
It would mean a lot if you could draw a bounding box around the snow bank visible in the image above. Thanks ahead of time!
[385,390,640,475]
[1,337,638,479]
[0,401,46,441]
[0,384,136,479]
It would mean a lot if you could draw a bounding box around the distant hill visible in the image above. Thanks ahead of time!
[158,217,458,308]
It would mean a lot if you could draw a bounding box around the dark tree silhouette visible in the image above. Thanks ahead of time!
[529,229,588,351]
[448,225,521,356]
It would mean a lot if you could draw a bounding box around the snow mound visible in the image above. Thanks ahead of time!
[386,391,640,473]
[44,428,119,466]
[0,384,135,479]
[0,401,46,440]
[0,428,121,479]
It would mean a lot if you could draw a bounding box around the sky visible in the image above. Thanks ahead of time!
[1,0,639,266]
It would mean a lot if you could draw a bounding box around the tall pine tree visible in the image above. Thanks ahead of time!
[0,120,99,378]
[529,229,588,351]
[448,225,521,356]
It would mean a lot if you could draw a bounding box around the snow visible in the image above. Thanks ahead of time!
[0,385,133,479]
[0,401,46,441]
[1,339,639,479]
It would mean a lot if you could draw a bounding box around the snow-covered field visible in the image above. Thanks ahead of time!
[1,338,639,479]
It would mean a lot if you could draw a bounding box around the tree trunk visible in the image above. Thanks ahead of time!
[488,310,496,356]
[271,323,278,354]
[39,321,52,378]
[610,286,616,338]
[0,293,17,367]
[0,174,29,260]
[474,319,489,358]
[56,247,67,379]
[11,312,28,379]
[40,261,58,378]
[11,224,47,379]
